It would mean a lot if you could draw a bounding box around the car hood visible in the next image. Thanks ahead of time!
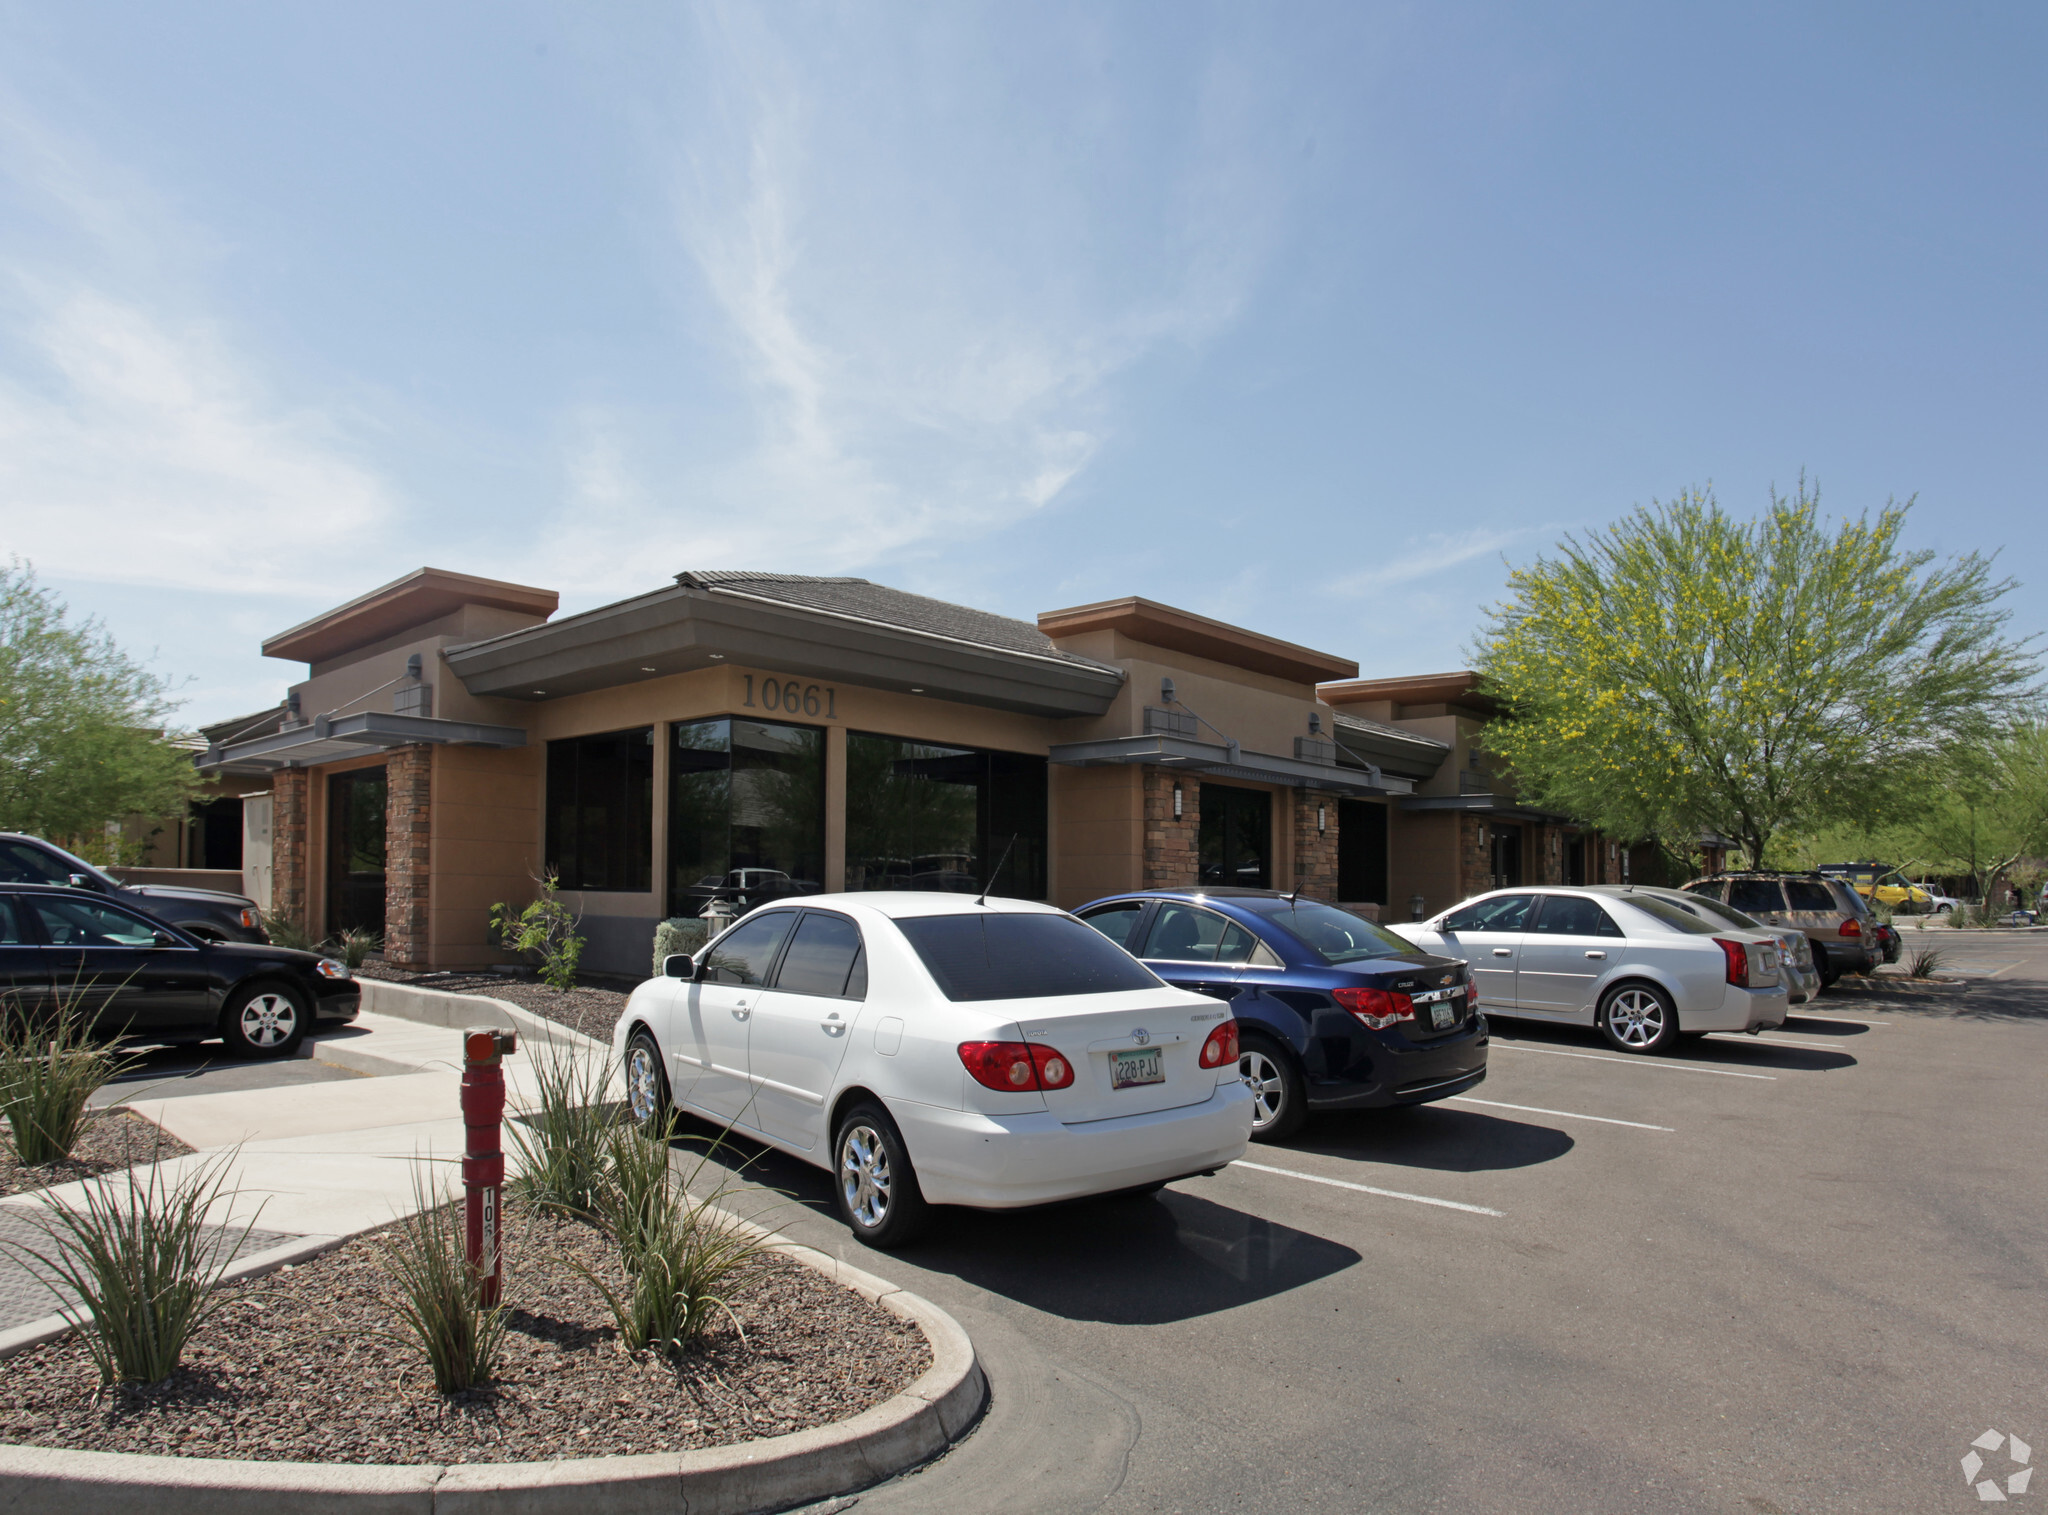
[207,940,329,968]
[128,883,257,909]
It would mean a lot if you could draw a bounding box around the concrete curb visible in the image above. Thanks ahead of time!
[356,979,606,1051]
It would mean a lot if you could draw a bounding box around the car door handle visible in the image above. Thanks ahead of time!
[1493,948,1513,957]
[821,1011,843,1033]
[1584,950,1606,960]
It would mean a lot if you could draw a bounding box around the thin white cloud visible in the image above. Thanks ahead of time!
[1324,525,1551,597]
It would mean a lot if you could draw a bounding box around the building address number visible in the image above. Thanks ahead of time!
[741,675,837,719]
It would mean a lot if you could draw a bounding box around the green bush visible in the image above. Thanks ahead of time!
[259,909,318,953]
[331,926,381,969]
[490,872,585,991]
[0,993,137,1165]
[507,1035,614,1219]
[650,918,708,979]
[379,1171,506,1394]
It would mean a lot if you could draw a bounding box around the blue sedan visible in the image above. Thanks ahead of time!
[1075,888,1488,1141]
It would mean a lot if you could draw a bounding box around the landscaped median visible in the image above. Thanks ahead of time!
[0,980,985,1514]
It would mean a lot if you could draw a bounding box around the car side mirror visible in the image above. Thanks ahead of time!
[67,873,97,891]
[151,931,178,949]
[662,953,696,980]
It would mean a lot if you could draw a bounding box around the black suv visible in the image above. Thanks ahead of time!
[0,833,267,944]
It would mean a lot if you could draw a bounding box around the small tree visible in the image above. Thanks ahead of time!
[1474,484,2038,868]
[1899,724,2048,911]
[490,872,585,991]
[0,561,198,842]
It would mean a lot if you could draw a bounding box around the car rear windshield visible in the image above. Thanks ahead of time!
[1785,880,1848,913]
[1668,893,1765,931]
[896,912,1162,1002]
[1241,899,1414,964]
[1614,896,1722,935]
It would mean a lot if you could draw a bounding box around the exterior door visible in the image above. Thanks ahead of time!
[1514,894,1628,1016]
[23,893,212,1033]
[1433,892,1539,1008]
[1138,900,1257,1002]
[1200,785,1271,889]
[326,766,388,937]
[746,911,867,1149]
[674,910,797,1128]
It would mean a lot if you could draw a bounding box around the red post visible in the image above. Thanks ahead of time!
[461,1026,516,1306]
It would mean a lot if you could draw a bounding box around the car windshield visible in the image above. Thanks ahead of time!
[1241,899,1414,964]
[896,912,1163,1001]
[1614,895,1722,935]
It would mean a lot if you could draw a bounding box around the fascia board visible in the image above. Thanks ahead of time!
[1046,735,1411,796]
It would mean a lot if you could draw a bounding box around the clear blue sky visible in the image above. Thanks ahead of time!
[3,3,2042,726]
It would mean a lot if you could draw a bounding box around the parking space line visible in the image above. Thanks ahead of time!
[1490,1044,1777,1079]
[1446,1095,1674,1132]
[1232,1160,1505,1217]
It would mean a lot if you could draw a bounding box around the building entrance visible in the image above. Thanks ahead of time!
[326,766,387,937]
[1200,785,1271,889]
[1489,825,1523,890]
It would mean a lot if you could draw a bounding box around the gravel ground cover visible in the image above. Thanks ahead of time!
[0,1110,195,1200]
[355,962,629,1045]
[0,1199,930,1464]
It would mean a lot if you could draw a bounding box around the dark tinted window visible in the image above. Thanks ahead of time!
[546,727,654,892]
[1530,896,1624,938]
[845,735,1047,900]
[773,913,866,999]
[0,898,22,944]
[1078,902,1146,949]
[0,843,70,885]
[702,912,797,986]
[1616,896,1720,935]
[1687,880,1727,902]
[1728,880,1786,914]
[1244,899,1413,963]
[28,896,161,947]
[1784,881,1839,913]
[897,912,1161,1001]
[1442,894,1537,932]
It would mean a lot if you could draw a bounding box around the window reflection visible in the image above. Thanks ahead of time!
[667,719,825,915]
[844,734,1046,898]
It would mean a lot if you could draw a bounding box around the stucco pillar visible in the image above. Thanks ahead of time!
[824,725,847,893]
[1142,767,1200,889]
[271,767,310,933]
[1292,790,1339,900]
[385,745,432,968]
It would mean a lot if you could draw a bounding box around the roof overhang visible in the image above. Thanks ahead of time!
[445,582,1125,719]
[1398,793,1575,824]
[1319,670,1498,716]
[1047,735,1412,796]
[1329,725,1450,783]
[196,712,527,774]
[1038,596,1357,685]
[263,568,559,666]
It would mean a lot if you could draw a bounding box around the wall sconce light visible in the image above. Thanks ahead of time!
[1173,783,1183,820]
[1316,804,1327,834]
[1308,712,1322,735]
[1161,677,1176,704]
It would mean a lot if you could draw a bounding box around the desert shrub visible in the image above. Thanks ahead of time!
[490,873,585,991]
[0,993,136,1165]
[507,1035,614,1219]
[650,918,708,979]
[260,909,319,953]
[380,1171,505,1394]
[331,926,382,969]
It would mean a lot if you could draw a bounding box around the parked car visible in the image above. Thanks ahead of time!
[1074,888,1485,1142]
[1678,872,1876,985]
[613,893,1254,1248]
[0,885,358,1055]
[1388,886,1788,1054]
[676,868,822,911]
[0,833,267,944]
[1627,885,1822,1006]
[1873,920,1902,964]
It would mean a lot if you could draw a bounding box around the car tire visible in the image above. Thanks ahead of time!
[1596,981,1679,1054]
[218,981,308,1059]
[1238,1032,1308,1142]
[1810,942,1839,987]
[623,1028,672,1134]
[832,1101,930,1250]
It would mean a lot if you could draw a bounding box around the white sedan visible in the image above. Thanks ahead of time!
[1388,886,1789,1054]
[612,893,1255,1247]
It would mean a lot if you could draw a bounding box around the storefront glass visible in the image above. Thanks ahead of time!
[327,766,387,934]
[545,727,654,892]
[844,734,1046,899]
[668,718,825,915]
[1200,783,1271,888]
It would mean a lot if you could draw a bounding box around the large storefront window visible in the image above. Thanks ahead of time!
[668,719,825,915]
[1200,784,1271,888]
[845,735,1046,899]
[546,727,654,892]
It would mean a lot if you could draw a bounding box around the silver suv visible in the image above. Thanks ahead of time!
[1680,872,1876,985]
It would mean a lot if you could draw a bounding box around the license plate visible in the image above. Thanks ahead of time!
[1111,1048,1164,1089]
[1429,1001,1457,1030]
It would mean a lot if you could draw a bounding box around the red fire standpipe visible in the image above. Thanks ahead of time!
[461,1026,517,1306]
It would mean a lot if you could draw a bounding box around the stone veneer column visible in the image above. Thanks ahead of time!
[384,745,432,969]
[1292,790,1339,899]
[271,767,310,932]
[1459,812,1489,900]
[1142,767,1201,889]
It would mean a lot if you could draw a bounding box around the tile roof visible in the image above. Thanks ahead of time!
[676,571,1118,672]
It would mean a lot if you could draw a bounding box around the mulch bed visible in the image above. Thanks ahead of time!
[355,963,629,1045]
[0,1198,930,1464]
[0,1110,196,1200]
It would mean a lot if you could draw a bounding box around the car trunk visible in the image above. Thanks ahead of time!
[1010,989,1227,1122]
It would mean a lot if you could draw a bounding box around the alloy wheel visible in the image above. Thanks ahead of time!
[626,1044,661,1123]
[1239,1048,1286,1130]
[240,992,297,1048]
[839,1123,892,1229]
[1606,987,1666,1048]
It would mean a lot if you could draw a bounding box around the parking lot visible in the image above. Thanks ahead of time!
[673,935,2048,1514]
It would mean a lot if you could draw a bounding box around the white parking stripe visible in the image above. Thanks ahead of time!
[1446,1095,1674,1132]
[1232,1160,1505,1217]
[1490,1044,1777,1079]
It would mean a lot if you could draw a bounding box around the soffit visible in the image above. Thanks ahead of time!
[263,568,560,666]
[1318,670,1498,716]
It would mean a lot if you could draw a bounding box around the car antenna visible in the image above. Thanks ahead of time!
[976,834,1018,907]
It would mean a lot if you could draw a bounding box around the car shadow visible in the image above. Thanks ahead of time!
[1488,1018,1858,1072]
[1287,1103,1575,1173]
[656,1115,1360,1326]
[1779,1014,1875,1037]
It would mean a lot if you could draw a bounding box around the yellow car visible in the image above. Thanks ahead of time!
[1866,881,1935,907]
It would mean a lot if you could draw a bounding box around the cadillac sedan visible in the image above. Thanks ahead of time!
[612,893,1255,1248]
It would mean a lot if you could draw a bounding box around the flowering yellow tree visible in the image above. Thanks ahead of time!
[1473,484,2038,869]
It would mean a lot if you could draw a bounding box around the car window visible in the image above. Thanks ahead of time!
[701,911,798,986]
[1077,902,1147,950]
[1613,896,1721,935]
[0,843,71,885]
[1142,903,1256,964]
[897,912,1162,1001]
[1243,899,1413,963]
[28,896,161,948]
[1529,896,1624,938]
[1728,880,1786,914]
[1687,880,1726,902]
[1784,880,1840,913]
[1441,894,1537,933]
[772,912,866,999]
[1667,893,1764,931]
[0,898,22,944]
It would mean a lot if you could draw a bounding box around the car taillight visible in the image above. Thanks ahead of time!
[1716,938,1749,987]
[1839,917,1862,938]
[1333,985,1414,1030]
[1199,1020,1239,1069]
[958,1041,1074,1092]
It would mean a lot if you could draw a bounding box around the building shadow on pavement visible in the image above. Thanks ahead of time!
[1285,1103,1575,1173]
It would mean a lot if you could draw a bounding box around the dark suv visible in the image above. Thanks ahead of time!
[1680,871,1876,985]
[1075,888,1486,1142]
[0,834,267,944]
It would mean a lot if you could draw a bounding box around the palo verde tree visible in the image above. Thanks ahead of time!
[1897,722,2048,909]
[1472,483,2038,869]
[0,560,198,848]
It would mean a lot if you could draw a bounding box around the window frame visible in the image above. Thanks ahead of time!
[1527,894,1626,939]
[766,909,869,1001]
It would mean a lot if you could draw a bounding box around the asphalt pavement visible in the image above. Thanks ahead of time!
[691,942,2048,1515]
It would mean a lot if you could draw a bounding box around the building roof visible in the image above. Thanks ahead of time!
[263,568,559,666]
[1037,595,1358,686]
[1318,669,1498,715]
